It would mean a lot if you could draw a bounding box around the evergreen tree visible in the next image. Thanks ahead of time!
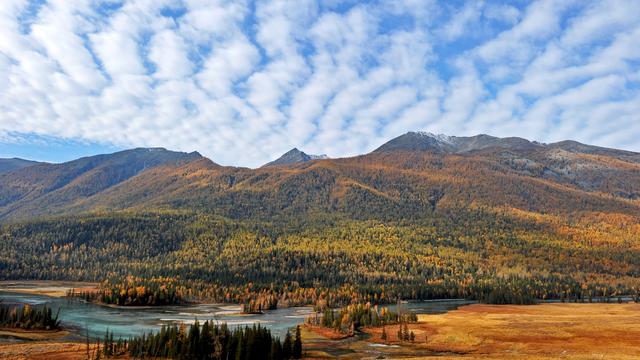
[293,325,302,359]
[282,330,292,359]
[270,339,283,360]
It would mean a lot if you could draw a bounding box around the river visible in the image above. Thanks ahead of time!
[0,289,474,342]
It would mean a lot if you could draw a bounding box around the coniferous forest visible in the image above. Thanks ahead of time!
[93,322,302,360]
[2,206,639,308]
[1,136,640,309]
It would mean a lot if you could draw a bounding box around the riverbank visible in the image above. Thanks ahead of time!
[4,303,640,358]
[0,328,69,341]
[0,281,98,298]
[303,302,640,359]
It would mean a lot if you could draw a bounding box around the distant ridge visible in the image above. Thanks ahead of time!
[0,157,43,174]
[373,132,639,161]
[373,132,543,154]
[262,148,328,167]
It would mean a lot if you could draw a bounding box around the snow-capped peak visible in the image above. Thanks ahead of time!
[416,132,454,144]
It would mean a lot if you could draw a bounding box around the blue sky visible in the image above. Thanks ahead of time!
[0,0,639,166]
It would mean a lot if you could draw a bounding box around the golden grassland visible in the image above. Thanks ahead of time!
[304,303,640,359]
[0,342,104,360]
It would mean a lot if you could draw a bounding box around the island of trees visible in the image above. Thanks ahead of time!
[68,276,186,306]
[306,302,417,335]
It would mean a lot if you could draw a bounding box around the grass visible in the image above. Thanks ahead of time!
[306,303,640,359]
[371,303,640,359]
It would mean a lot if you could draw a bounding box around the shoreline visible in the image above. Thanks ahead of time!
[0,327,70,341]
[0,280,98,298]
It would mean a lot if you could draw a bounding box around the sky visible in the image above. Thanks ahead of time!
[0,0,639,167]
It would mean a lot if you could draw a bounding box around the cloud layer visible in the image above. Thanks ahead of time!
[0,0,639,166]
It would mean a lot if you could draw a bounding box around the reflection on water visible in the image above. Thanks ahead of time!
[0,291,473,342]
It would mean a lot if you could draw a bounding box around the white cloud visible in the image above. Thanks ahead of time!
[0,0,638,167]
[149,29,193,80]
[439,2,483,41]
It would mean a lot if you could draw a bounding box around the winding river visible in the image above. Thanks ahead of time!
[0,288,474,342]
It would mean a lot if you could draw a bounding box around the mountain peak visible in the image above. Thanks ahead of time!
[374,132,543,154]
[263,148,328,167]
[414,131,455,145]
[373,131,456,153]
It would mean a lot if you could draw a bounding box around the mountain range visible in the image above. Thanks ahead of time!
[0,132,638,222]
[0,157,43,174]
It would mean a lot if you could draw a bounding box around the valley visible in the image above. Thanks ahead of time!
[2,296,640,359]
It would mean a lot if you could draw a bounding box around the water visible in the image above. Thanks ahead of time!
[0,291,473,342]
[387,299,476,314]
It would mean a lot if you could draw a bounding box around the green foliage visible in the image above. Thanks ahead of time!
[0,303,60,330]
[479,279,538,305]
[293,326,302,359]
[102,321,300,359]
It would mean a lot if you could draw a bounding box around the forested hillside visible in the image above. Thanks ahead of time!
[0,147,201,219]
[1,133,639,305]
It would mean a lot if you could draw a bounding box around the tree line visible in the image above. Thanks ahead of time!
[91,322,303,360]
[0,302,60,330]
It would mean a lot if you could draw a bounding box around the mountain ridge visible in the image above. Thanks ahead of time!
[0,157,44,174]
[0,147,203,220]
[0,132,638,222]
[262,148,329,167]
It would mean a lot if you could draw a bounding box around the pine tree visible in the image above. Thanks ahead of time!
[271,339,283,360]
[293,325,302,359]
[282,330,292,359]
[235,330,244,360]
